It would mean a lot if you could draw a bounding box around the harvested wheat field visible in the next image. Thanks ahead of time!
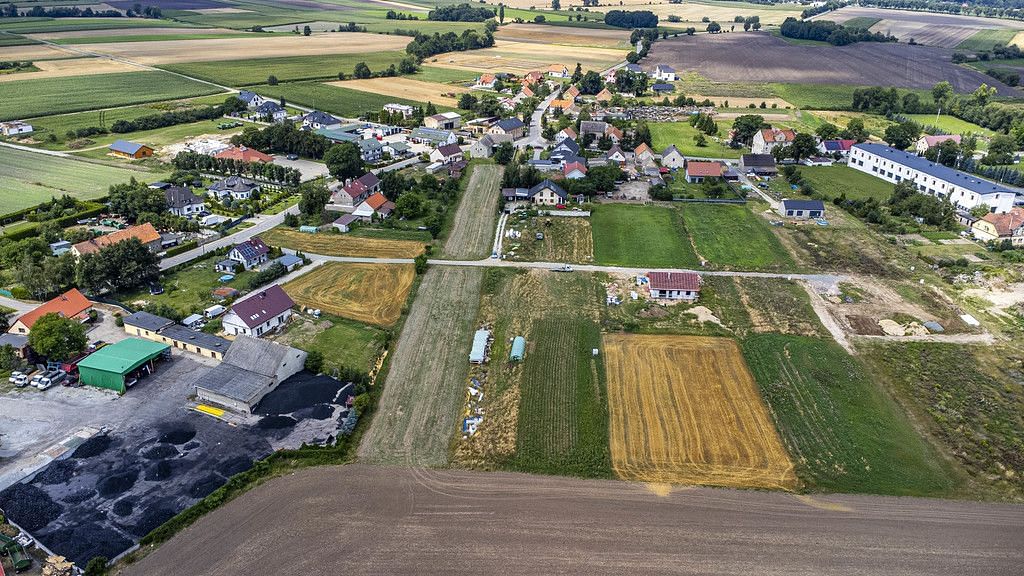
[283,262,414,327]
[81,33,410,65]
[0,57,138,82]
[427,41,626,75]
[495,23,630,49]
[604,334,796,489]
[260,227,426,259]
[329,77,468,108]
[28,27,240,40]
[0,43,72,61]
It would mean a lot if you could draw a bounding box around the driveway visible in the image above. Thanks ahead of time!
[159,205,299,270]
[272,156,330,181]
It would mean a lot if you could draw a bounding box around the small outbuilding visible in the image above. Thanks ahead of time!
[77,338,171,393]
[780,198,825,219]
[509,336,525,361]
[469,329,490,364]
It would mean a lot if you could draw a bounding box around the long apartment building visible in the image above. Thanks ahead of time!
[849,143,1018,214]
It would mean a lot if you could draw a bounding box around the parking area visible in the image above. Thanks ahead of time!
[272,155,330,181]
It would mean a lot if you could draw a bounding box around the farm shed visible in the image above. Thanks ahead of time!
[192,335,306,413]
[108,139,153,159]
[469,329,490,364]
[77,338,171,393]
[510,336,526,361]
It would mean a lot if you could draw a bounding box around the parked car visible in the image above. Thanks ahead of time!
[13,374,29,387]
[8,370,23,384]
[41,370,67,388]
[149,283,164,295]
[33,370,59,390]
[286,153,299,160]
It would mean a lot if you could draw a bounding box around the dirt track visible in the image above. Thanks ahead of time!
[124,464,1024,576]
[443,164,503,259]
[645,33,1018,96]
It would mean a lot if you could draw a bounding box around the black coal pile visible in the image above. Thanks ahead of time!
[254,372,351,415]
[158,421,197,445]
[0,483,62,531]
[293,403,335,420]
[71,434,116,459]
[127,500,178,538]
[33,459,78,485]
[39,523,132,566]
[217,455,254,478]
[257,415,297,429]
[142,443,179,460]
[62,489,96,505]
[188,474,226,499]
[96,470,138,498]
[144,460,173,481]
[112,498,135,517]
[182,441,201,451]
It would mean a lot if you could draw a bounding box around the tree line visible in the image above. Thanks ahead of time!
[231,122,333,159]
[779,17,896,46]
[111,96,247,134]
[604,9,659,28]
[859,0,1024,21]
[0,3,161,18]
[427,3,495,22]
[405,28,495,59]
[172,152,301,185]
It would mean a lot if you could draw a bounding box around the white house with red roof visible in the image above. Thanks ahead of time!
[685,161,724,183]
[332,172,381,207]
[353,192,396,221]
[915,134,962,154]
[430,143,464,165]
[752,128,796,155]
[473,73,498,90]
[648,271,701,302]
[563,161,588,180]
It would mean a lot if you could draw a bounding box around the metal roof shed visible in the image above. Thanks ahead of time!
[77,338,171,393]
[469,329,490,364]
[510,336,525,361]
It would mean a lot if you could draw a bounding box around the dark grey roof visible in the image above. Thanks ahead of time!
[494,117,525,131]
[210,175,259,193]
[529,179,568,200]
[0,333,28,349]
[229,284,293,328]
[855,143,1018,197]
[652,83,675,91]
[193,362,274,405]
[109,139,147,155]
[161,325,231,352]
[782,199,825,211]
[222,334,296,378]
[165,186,202,210]
[552,138,580,155]
[123,311,174,332]
[255,101,284,114]
[742,154,776,167]
[271,254,303,268]
[303,110,340,125]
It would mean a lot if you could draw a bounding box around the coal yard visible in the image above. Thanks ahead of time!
[0,370,354,566]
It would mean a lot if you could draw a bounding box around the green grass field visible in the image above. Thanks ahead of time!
[512,316,612,478]
[770,83,933,111]
[648,121,743,159]
[251,81,448,118]
[682,204,796,271]
[0,17,193,33]
[0,147,160,214]
[842,16,882,29]
[291,315,385,373]
[773,165,893,202]
[591,204,699,268]
[957,29,1017,52]
[858,342,1024,498]
[904,114,997,137]
[414,66,477,85]
[0,71,224,121]
[0,33,37,46]
[160,51,408,86]
[743,334,960,496]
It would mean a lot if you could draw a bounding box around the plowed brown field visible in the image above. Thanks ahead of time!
[604,334,796,489]
[282,262,414,327]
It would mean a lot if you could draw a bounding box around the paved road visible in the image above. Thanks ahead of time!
[159,206,298,270]
[126,464,1024,576]
[516,88,560,149]
[0,294,35,315]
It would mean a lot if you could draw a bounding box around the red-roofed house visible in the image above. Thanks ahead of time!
[634,142,654,165]
[71,223,162,258]
[353,192,396,220]
[752,128,796,155]
[474,73,498,89]
[595,88,613,102]
[9,288,93,335]
[685,161,723,183]
[214,146,274,164]
[648,271,701,302]
[972,206,1024,246]
[564,161,587,180]
[524,71,544,85]
[521,85,535,98]
[915,134,962,154]
[333,172,381,207]
[556,127,577,143]
[564,85,580,100]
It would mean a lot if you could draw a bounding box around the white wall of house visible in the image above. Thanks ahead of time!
[650,288,698,301]
[531,187,564,205]
[222,309,292,337]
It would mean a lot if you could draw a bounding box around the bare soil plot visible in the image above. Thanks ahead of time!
[604,334,797,489]
[0,56,138,82]
[427,40,626,75]
[644,33,1018,95]
[358,266,483,467]
[494,23,630,49]
[819,6,1024,48]
[282,262,415,327]
[28,26,240,40]
[443,164,503,259]
[328,76,468,108]
[81,33,410,65]
[505,215,594,263]
[259,227,426,259]
[0,43,71,61]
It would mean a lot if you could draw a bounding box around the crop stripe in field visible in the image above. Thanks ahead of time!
[775,349,843,460]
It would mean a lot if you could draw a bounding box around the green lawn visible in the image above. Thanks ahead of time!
[957,29,1017,51]
[295,315,385,373]
[251,81,449,118]
[414,66,477,85]
[743,334,961,496]
[0,71,224,121]
[0,147,161,214]
[0,33,37,47]
[770,83,933,111]
[842,16,882,29]
[160,51,408,86]
[591,204,699,268]
[772,165,893,202]
[119,262,257,317]
[904,114,997,137]
[681,203,796,271]
[648,121,743,159]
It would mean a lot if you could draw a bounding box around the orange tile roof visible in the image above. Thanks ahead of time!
[215,146,274,163]
[980,207,1024,237]
[634,142,652,156]
[549,99,573,110]
[547,64,567,73]
[364,192,389,210]
[596,88,613,101]
[686,161,724,177]
[73,223,160,256]
[14,288,92,330]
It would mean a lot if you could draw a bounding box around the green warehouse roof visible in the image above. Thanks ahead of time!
[78,338,170,374]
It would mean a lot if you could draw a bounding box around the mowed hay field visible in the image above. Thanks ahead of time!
[282,263,415,327]
[494,23,631,48]
[0,57,139,83]
[359,266,483,467]
[604,334,797,489]
[80,33,411,65]
[0,147,160,213]
[443,164,503,259]
[644,33,1018,95]
[260,227,426,259]
[591,204,699,268]
[426,41,626,75]
[330,77,468,109]
[0,70,223,121]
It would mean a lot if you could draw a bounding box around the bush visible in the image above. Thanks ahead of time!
[304,350,324,374]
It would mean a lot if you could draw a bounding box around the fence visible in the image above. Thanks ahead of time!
[672,197,747,204]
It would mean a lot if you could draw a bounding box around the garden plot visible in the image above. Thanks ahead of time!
[331,77,468,109]
[604,334,796,489]
[0,367,353,567]
[504,213,594,264]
